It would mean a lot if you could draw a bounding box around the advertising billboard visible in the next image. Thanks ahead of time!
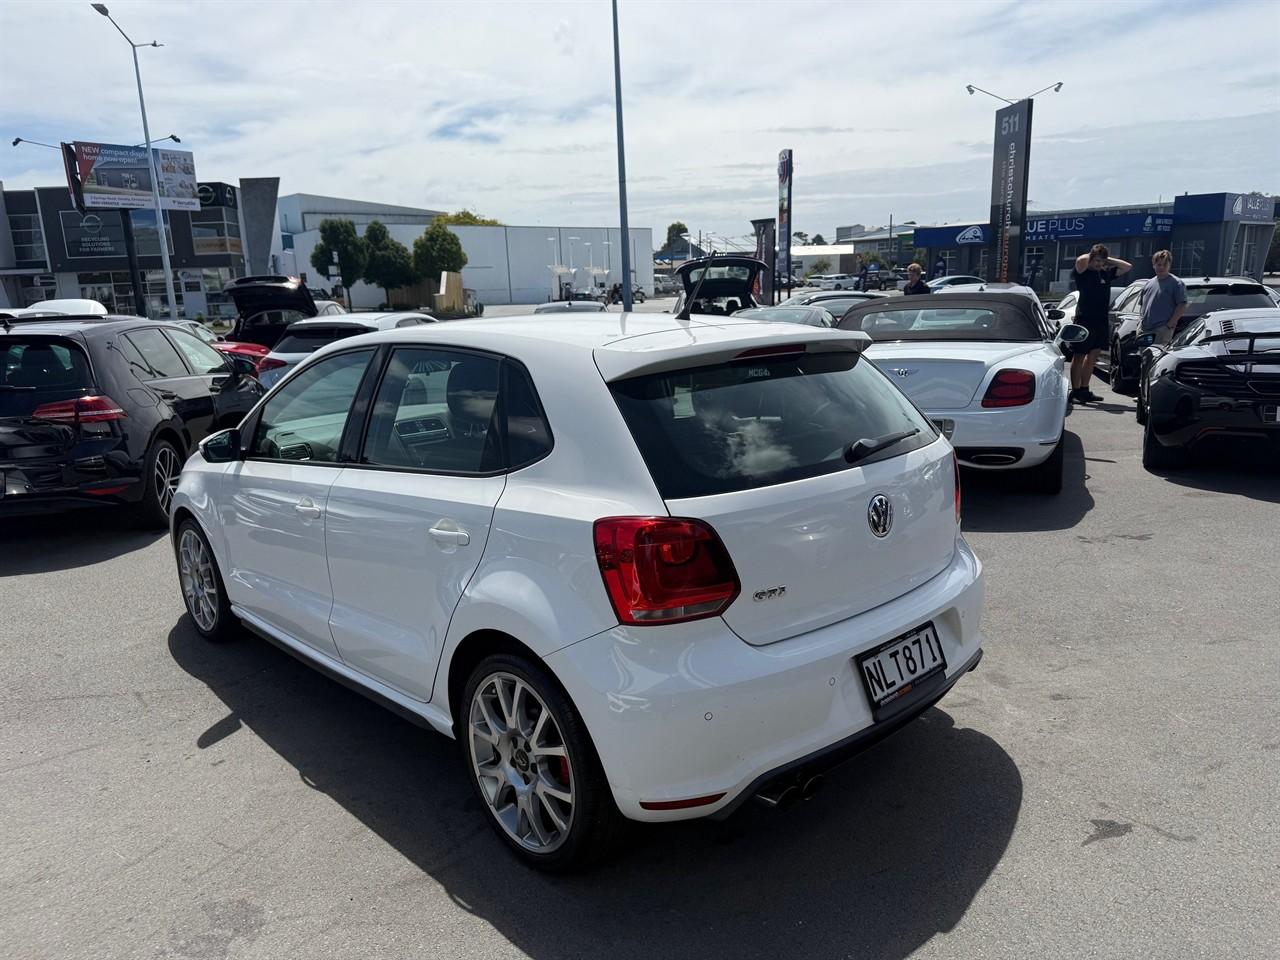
[71,141,199,211]
[987,100,1033,283]
[751,217,776,305]
[777,149,793,286]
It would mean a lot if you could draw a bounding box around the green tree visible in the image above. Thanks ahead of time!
[310,219,367,297]
[434,209,503,226]
[811,233,827,245]
[412,221,469,281]
[665,221,689,247]
[805,257,832,276]
[361,220,418,303]
[792,231,809,245]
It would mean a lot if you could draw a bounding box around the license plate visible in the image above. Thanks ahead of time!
[932,418,955,440]
[1263,404,1279,423]
[856,622,947,709]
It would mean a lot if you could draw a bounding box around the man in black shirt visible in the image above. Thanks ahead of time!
[902,263,931,295]
[1069,243,1131,403]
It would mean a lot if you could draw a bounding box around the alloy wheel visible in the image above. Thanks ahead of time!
[178,528,218,632]
[154,445,180,515]
[468,671,575,853]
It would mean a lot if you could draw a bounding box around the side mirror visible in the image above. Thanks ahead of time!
[200,427,243,463]
[226,354,259,379]
[1046,308,1065,322]
[1058,323,1089,345]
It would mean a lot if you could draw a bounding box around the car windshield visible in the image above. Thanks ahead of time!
[842,305,1041,342]
[1185,284,1274,313]
[609,350,934,499]
[0,339,94,419]
[273,324,371,355]
[734,307,827,326]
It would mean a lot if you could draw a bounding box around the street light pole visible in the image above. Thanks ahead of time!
[611,0,633,311]
[92,4,178,320]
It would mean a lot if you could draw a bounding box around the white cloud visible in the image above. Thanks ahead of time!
[0,0,1277,243]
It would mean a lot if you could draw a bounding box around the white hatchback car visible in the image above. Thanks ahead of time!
[170,313,985,869]
[256,312,436,389]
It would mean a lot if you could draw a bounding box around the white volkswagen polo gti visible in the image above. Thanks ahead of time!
[170,312,985,870]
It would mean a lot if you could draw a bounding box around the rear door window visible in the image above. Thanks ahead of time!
[0,339,93,418]
[167,329,229,375]
[125,328,188,379]
[610,350,935,499]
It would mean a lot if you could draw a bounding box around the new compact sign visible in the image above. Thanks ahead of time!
[66,141,199,211]
[987,99,1033,283]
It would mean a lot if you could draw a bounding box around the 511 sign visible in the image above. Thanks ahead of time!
[988,99,1033,284]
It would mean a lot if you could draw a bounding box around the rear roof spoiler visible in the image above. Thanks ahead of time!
[596,330,871,382]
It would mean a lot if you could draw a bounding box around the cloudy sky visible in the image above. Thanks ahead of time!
[2,0,1277,245]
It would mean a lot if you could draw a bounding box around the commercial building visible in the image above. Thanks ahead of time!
[0,177,279,318]
[273,194,653,307]
[910,192,1277,292]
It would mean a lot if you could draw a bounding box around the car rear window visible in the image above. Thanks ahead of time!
[274,324,370,355]
[1184,285,1274,312]
[0,339,93,418]
[841,304,1040,342]
[609,350,936,499]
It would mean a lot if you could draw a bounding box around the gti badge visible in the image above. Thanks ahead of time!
[867,494,893,538]
[753,586,787,602]
[889,368,917,379]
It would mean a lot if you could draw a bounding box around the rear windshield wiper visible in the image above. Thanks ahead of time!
[0,385,37,391]
[844,428,920,464]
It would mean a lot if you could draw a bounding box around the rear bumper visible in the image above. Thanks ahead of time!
[545,537,984,822]
[1148,383,1280,448]
[928,395,1065,470]
[0,462,144,514]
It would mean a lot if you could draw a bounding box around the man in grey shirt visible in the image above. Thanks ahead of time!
[1139,250,1187,345]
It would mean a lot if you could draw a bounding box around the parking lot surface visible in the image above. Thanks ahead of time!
[2,391,1276,960]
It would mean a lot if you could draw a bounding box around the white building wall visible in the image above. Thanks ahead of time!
[275,222,653,308]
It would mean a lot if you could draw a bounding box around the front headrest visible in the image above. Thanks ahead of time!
[446,360,498,425]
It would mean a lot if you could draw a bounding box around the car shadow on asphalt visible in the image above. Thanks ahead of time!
[960,430,1094,533]
[0,509,164,577]
[1153,442,1280,504]
[168,620,1022,960]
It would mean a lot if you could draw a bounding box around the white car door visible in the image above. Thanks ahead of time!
[219,348,376,658]
[324,346,517,701]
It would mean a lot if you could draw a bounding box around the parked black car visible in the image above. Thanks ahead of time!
[1,314,263,525]
[1097,277,1276,393]
[1136,307,1280,468]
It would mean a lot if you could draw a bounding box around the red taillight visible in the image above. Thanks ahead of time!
[981,369,1036,408]
[953,453,962,524]
[257,357,288,372]
[31,395,128,423]
[593,517,740,625]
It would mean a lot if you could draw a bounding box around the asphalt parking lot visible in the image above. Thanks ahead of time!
[2,382,1277,960]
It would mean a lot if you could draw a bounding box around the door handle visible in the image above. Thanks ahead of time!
[294,497,322,520]
[429,523,470,547]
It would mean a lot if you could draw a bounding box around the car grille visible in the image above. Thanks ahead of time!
[1174,362,1280,399]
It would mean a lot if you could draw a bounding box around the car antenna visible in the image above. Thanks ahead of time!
[676,249,717,322]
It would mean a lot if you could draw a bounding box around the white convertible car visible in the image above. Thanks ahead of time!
[837,287,1087,493]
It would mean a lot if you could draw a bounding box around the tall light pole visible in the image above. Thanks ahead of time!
[546,237,558,300]
[611,0,633,311]
[92,3,178,320]
[603,240,612,280]
[568,236,578,276]
[585,241,593,289]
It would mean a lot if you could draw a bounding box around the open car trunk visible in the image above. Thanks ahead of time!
[226,276,318,349]
[674,256,766,317]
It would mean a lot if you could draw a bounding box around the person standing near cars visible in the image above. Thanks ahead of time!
[1069,244,1131,404]
[1138,250,1187,345]
[858,258,869,292]
[902,263,931,295]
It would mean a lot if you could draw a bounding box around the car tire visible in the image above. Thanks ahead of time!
[1142,417,1184,470]
[174,517,238,642]
[1135,390,1148,425]
[1026,438,1064,494]
[135,438,183,530]
[461,652,627,872]
[1110,341,1133,394]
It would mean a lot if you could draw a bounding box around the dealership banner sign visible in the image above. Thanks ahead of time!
[777,149,793,284]
[987,100,1032,283]
[66,141,199,211]
[751,217,776,305]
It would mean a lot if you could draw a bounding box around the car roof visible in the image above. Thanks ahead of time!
[0,314,177,339]
[936,283,1040,302]
[287,311,430,327]
[309,311,868,381]
[802,290,886,301]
